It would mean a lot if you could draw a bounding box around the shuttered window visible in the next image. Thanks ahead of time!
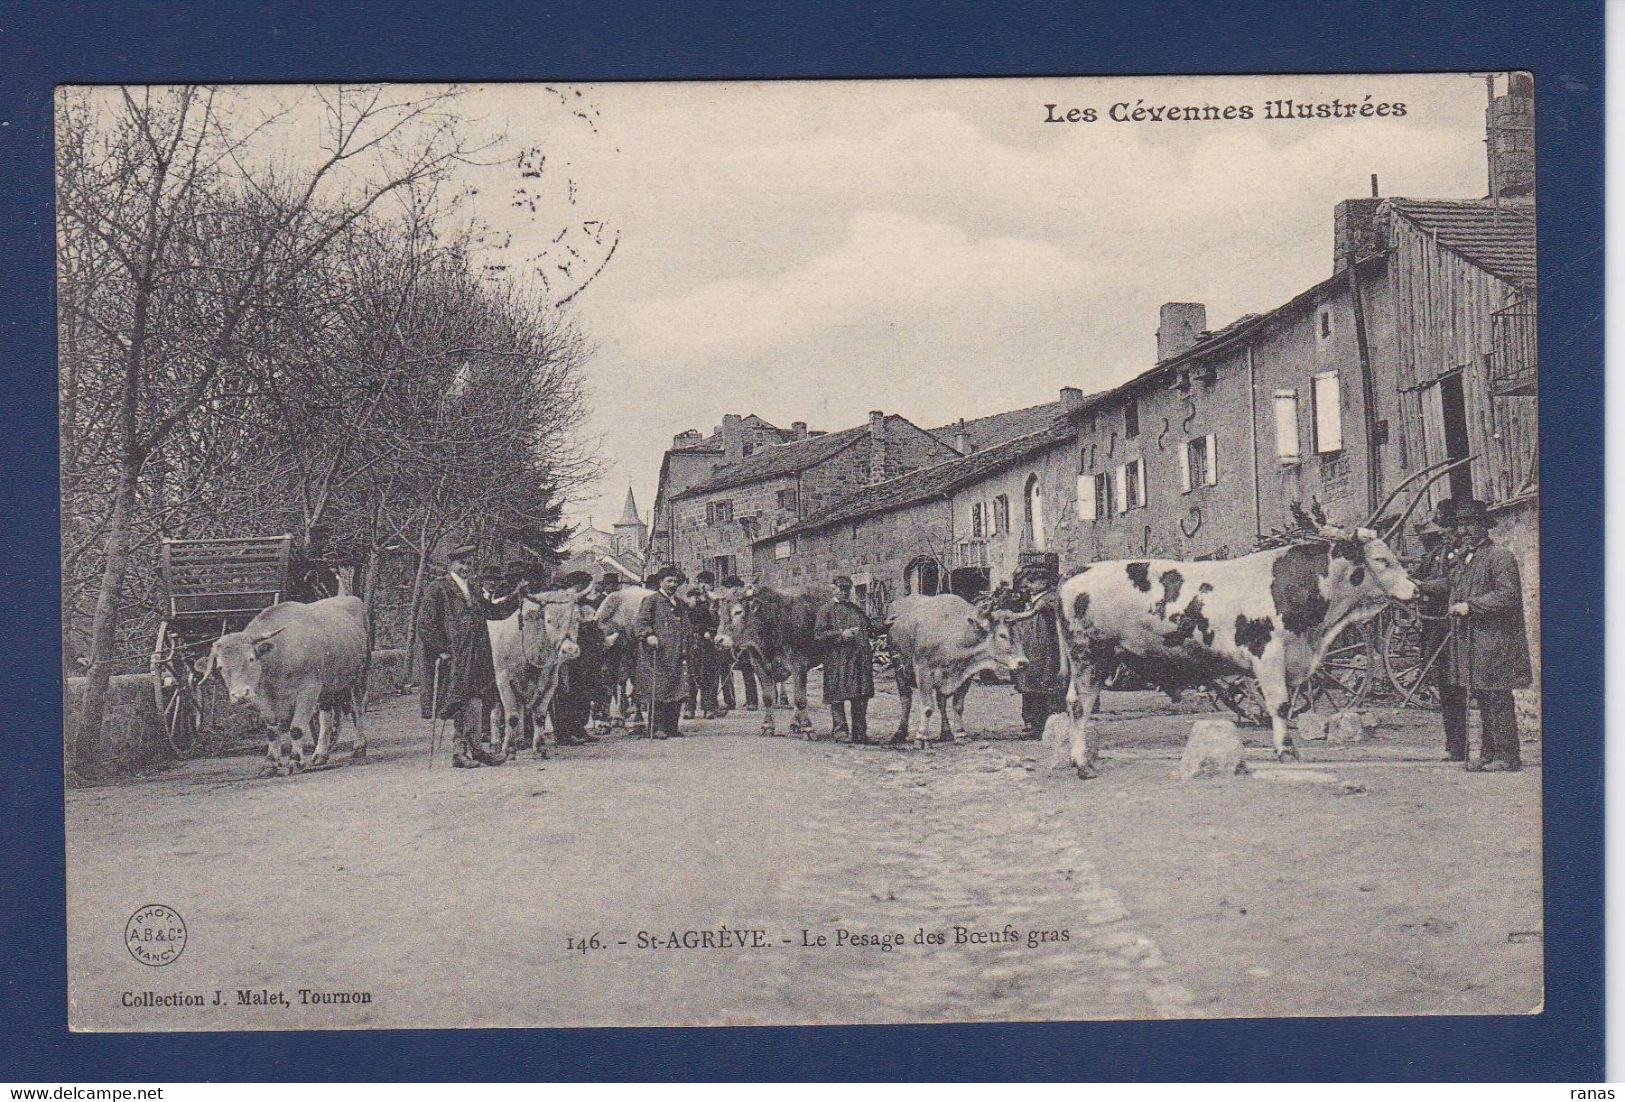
[1312,370,1343,454]
[1182,434,1219,491]
[1077,473,1095,521]
[1274,390,1301,462]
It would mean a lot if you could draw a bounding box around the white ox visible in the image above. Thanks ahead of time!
[1054,528,1416,777]
[886,593,1038,749]
[488,584,589,760]
[200,596,370,776]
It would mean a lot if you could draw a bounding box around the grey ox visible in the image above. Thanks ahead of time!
[200,595,370,776]
[886,593,1037,749]
[488,583,588,760]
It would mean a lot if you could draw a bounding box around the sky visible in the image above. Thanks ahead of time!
[162,74,1504,535]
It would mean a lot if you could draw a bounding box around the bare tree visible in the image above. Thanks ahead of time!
[57,84,493,768]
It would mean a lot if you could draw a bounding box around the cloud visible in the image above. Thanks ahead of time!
[613,209,1092,365]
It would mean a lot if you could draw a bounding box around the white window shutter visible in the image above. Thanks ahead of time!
[1078,474,1095,521]
[1135,461,1147,509]
[1180,442,1192,493]
[1205,434,1219,486]
[1114,465,1128,515]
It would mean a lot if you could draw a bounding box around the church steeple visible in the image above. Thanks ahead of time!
[612,487,647,557]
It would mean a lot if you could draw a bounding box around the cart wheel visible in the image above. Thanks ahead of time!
[1203,675,1271,727]
[1381,604,1441,709]
[162,677,203,757]
[1295,621,1374,715]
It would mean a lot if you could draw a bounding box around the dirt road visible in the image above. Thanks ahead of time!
[66,682,1542,1030]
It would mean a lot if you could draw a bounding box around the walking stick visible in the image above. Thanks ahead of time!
[646,639,658,739]
[429,655,446,769]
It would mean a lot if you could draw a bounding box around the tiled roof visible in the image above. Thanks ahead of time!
[931,400,1064,451]
[1388,199,1536,287]
[765,423,1071,542]
[672,422,876,499]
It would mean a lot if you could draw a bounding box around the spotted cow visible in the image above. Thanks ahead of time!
[1055,529,1417,776]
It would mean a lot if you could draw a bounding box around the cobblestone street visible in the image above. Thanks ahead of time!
[66,680,1542,1031]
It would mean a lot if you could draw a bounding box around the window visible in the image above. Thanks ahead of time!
[1319,308,1332,339]
[1312,370,1343,454]
[705,554,736,580]
[1273,389,1301,462]
[850,522,859,540]
[971,502,985,538]
[776,488,798,511]
[1078,473,1096,521]
[1182,434,1218,491]
[1124,398,1140,439]
[1095,471,1114,519]
[1121,458,1146,511]
[706,499,734,525]
[993,495,1010,535]
[774,539,794,560]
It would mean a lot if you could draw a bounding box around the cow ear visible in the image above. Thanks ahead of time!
[1355,526,1378,542]
[254,640,276,659]
[744,586,755,598]
[967,613,989,634]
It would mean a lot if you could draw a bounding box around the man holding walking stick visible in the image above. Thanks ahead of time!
[1428,499,1533,773]
[635,565,692,740]
[417,542,526,769]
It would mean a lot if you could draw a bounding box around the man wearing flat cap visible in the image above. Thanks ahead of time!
[635,565,692,739]
[684,569,726,720]
[1425,499,1533,772]
[418,542,526,768]
[815,574,875,743]
[551,570,604,746]
[1011,554,1067,739]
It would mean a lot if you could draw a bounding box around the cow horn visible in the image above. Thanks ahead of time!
[1317,525,1350,541]
[1381,455,1477,542]
[744,585,755,598]
[249,624,288,645]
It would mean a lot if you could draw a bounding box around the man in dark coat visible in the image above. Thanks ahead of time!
[551,571,604,746]
[417,543,525,768]
[684,570,725,720]
[635,566,692,739]
[814,575,875,743]
[1011,556,1067,739]
[1432,499,1534,772]
[1411,500,1461,756]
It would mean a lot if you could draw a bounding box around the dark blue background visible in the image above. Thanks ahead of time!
[0,0,1603,1082]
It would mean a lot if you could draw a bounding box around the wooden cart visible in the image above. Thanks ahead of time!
[151,534,293,756]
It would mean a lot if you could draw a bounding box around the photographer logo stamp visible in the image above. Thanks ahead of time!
[125,904,186,967]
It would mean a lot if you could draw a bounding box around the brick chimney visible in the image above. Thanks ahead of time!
[721,413,744,463]
[1488,72,1535,201]
[671,428,702,450]
[867,410,888,483]
[1060,386,1085,415]
[1333,197,1386,271]
[1157,303,1207,362]
[791,420,808,440]
[952,417,974,456]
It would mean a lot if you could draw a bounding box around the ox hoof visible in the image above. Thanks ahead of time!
[351,746,367,762]
[310,753,330,768]
[1276,744,1301,763]
[1075,763,1099,780]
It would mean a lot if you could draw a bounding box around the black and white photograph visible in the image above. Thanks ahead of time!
[58,73,1541,1030]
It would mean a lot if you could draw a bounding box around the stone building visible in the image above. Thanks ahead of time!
[660,411,956,581]
[752,408,1078,614]
[646,414,811,570]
